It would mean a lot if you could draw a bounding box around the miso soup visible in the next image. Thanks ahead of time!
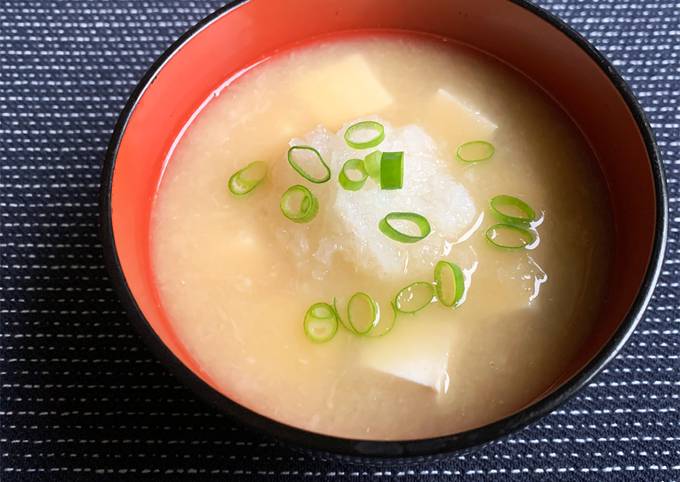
[151,34,612,440]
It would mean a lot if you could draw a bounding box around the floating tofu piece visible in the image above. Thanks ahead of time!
[361,320,451,393]
[291,54,393,129]
[424,88,497,148]
[471,254,547,320]
[495,255,546,308]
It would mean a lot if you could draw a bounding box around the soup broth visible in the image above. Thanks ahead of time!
[151,34,612,440]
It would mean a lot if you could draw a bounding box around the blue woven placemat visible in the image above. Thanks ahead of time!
[1,1,678,480]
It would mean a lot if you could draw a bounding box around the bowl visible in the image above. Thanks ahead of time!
[99,0,668,463]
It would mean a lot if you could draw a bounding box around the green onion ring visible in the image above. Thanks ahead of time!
[280,184,319,223]
[367,301,398,338]
[227,160,267,196]
[344,121,385,149]
[434,260,465,307]
[489,194,537,225]
[338,158,369,191]
[380,151,404,190]
[379,212,431,243]
[485,223,537,250]
[287,145,331,183]
[456,140,495,163]
[303,302,338,343]
[394,281,435,314]
[364,150,382,181]
[333,298,357,335]
[347,292,379,335]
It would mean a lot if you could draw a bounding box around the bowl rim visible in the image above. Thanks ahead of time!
[99,0,668,462]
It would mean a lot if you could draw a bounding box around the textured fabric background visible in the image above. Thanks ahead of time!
[1,0,678,480]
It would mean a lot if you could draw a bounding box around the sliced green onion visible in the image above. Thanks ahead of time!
[280,184,319,223]
[367,301,397,337]
[228,160,267,196]
[287,146,331,183]
[347,292,379,335]
[303,302,338,343]
[380,151,404,190]
[489,194,537,225]
[344,121,385,149]
[485,223,536,250]
[338,158,368,191]
[333,298,357,334]
[379,212,431,243]
[456,140,495,163]
[364,150,382,181]
[335,296,393,337]
[395,281,434,314]
[434,260,465,307]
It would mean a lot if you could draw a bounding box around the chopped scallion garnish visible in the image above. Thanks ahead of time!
[344,121,385,149]
[489,194,537,225]
[303,302,338,343]
[364,150,382,181]
[485,223,536,250]
[287,145,331,183]
[434,260,465,307]
[367,301,397,337]
[280,184,319,223]
[333,297,357,335]
[227,160,267,196]
[456,140,495,163]
[338,158,368,191]
[346,292,380,334]
[380,151,404,190]
[379,212,431,243]
[394,281,434,314]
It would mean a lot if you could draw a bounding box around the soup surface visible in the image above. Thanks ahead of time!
[151,34,612,440]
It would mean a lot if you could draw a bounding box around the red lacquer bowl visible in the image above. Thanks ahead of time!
[100,0,667,463]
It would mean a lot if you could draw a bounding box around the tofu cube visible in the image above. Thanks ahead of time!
[424,88,497,149]
[291,54,394,129]
[361,320,451,393]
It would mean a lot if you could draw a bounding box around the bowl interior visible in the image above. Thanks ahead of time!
[105,0,658,441]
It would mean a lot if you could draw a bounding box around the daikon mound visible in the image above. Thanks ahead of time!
[272,116,477,280]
